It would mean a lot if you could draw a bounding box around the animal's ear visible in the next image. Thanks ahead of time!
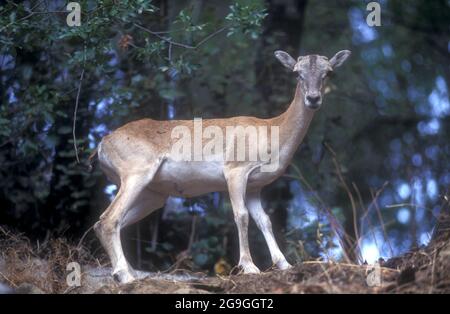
[274,50,296,71]
[330,50,351,69]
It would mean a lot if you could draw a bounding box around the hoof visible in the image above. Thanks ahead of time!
[112,269,136,284]
[276,260,293,270]
[239,262,261,274]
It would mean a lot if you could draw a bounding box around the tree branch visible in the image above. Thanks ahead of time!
[133,23,228,50]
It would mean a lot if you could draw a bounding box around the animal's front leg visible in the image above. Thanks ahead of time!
[224,168,260,274]
[246,190,292,270]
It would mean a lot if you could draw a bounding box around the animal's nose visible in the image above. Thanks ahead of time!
[306,93,321,104]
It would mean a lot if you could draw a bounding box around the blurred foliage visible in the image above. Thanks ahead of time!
[0,0,449,271]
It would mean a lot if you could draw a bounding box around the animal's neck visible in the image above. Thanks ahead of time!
[276,81,316,165]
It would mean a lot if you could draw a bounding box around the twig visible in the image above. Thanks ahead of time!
[136,223,142,269]
[194,26,229,48]
[187,215,198,252]
[72,69,84,163]
[150,215,159,252]
[77,224,94,249]
[72,42,87,164]
[127,216,160,251]
[302,260,399,272]
[133,23,228,50]
[324,142,361,263]
[0,271,17,288]
[360,182,389,221]
[0,0,48,32]
[353,182,370,258]
[317,262,338,292]
[371,189,395,257]
[429,250,437,294]
[285,165,354,263]
[168,42,172,62]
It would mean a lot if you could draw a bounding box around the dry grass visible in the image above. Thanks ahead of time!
[0,226,101,293]
[1,213,449,294]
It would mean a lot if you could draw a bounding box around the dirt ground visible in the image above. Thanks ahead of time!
[1,216,449,294]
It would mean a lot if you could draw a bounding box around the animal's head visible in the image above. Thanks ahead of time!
[274,50,351,110]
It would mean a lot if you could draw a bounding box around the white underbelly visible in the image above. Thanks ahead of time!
[151,159,227,197]
[149,158,286,198]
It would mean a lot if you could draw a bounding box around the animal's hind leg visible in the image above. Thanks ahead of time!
[118,191,166,279]
[121,190,167,228]
[94,161,163,284]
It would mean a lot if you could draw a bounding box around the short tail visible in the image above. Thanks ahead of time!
[86,147,98,172]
